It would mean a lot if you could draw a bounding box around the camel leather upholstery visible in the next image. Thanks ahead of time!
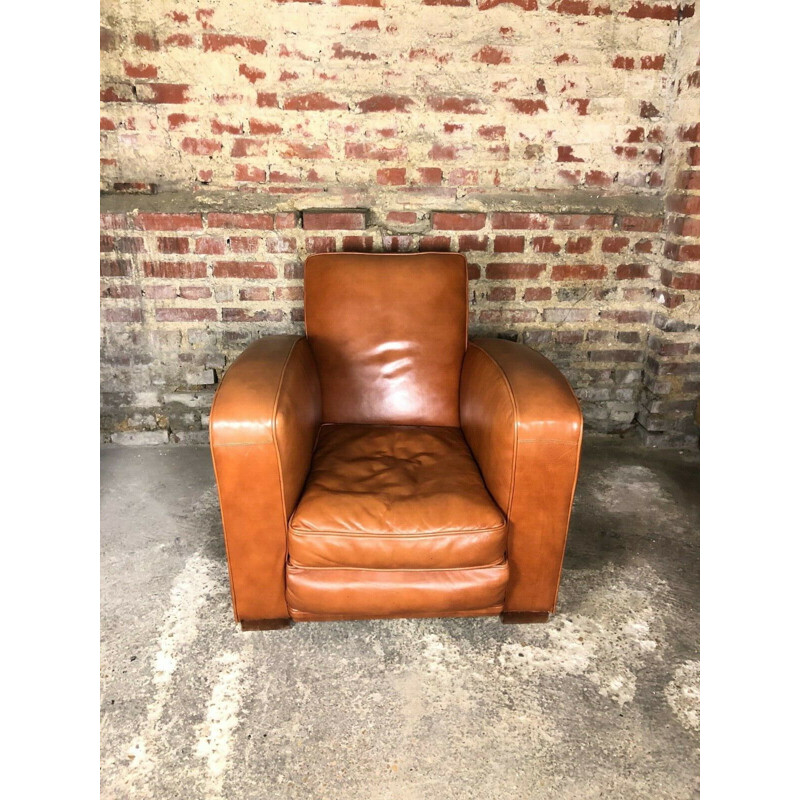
[210,252,583,624]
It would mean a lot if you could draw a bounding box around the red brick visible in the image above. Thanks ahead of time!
[377,168,406,185]
[641,55,665,70]
[231,138,269,158]
[602,237,630,253]
[342,236,374,251]
[124,61,157,79]
[139,83,190,104]
[478,0,538,8]
[285,93,347,111]
[156,308,217,322]
[417,168,443,185]
[523,287,552,301]
[600,310,651,323]
[305,237,337,253]
[101,213,128,229]
[508,99,548,114]
[488,287,516,301]
[202,34,267,55]
[239,287,273,301]
[486,263,546,280]
[666,194,700,215]
[491,212,549,230]
[432,212,486,231]
[303,210,367,230]
[427,97,486,115]
[345,143,406,160]
[136,213,202,231]
[223,308,285,322]
[101,259,131,277]
[548,0,590,13]
[164,33,193,47]
[557,146,584,163]
[494,235,525,253]
[473,45,510,65]
[660,268,699,290]
[181,137,221,156]
[158,237,190,254]
[553,215,613,230]
[565,236,593,254]
[419,235,451,251]
[234,164,267,182]
[624,1,679,20]
[179,287,212,300]
[213,262,278,279]
[615,263,650,279]
[100,117,116,131]
[239,64,266,84]
[332,42,377,61]
[551,264,607,280]
[667,216,700,237]
[104,308,143,323]
[620,215,663,232]
[143,261,207,278]
[228,236,259,253]
[357,95,414,112]
[263,236,297,253]
[458,235,488,251]
[664,242,700,262]
[208,213,274,230]
[585,170,614,188]
[273,286,305,301]
[532,236,561,253]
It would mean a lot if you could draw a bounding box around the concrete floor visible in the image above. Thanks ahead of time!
[100,436,699,800]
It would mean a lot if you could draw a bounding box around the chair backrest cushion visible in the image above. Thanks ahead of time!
[304,252,468,426]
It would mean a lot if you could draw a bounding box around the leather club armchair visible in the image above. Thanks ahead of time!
[210,252,582,630]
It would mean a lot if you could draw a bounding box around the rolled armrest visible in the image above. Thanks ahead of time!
[210,336,321,621]
[460,338,582,614]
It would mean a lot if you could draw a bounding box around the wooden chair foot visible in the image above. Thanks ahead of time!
[240,618,292,631]
[501,612,550,624]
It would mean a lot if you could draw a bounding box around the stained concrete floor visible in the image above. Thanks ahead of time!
[100,435,699,800]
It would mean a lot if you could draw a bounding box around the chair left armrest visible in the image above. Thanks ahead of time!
[460,338,583,614]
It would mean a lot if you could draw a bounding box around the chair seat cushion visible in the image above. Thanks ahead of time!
[288,424,507,569]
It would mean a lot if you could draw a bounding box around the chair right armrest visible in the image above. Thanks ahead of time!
[460,338,583,615]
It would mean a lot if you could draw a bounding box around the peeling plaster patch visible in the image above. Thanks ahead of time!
[195,651,247,799]
[665,660,700,731]
[123,552,220,786]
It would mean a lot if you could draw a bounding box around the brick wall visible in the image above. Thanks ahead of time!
[100,0,700,446]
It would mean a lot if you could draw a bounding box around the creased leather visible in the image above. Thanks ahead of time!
[460,338,583,615]
[209,335,321,621]
[286,562,509,618]
[288,424,506,569]
[304,252,468,427]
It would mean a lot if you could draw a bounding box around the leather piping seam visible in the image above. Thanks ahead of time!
[287,606,504,619]
[288,523,507,537]
[469,342,519,514]
[549,413,584,610]
[286,560,507,573]
[518,438,581,445]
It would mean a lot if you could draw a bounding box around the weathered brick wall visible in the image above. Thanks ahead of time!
[100,0,700,446]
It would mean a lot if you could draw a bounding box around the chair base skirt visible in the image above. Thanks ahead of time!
[501,611,550,624]
[240,618,292,631]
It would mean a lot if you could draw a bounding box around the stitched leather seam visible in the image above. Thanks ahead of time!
[288,524,506,537]
[286,560,508,573]
[287,606,505,619]
[518,438,581,445]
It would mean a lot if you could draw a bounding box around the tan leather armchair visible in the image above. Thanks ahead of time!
[210,253,582,629]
